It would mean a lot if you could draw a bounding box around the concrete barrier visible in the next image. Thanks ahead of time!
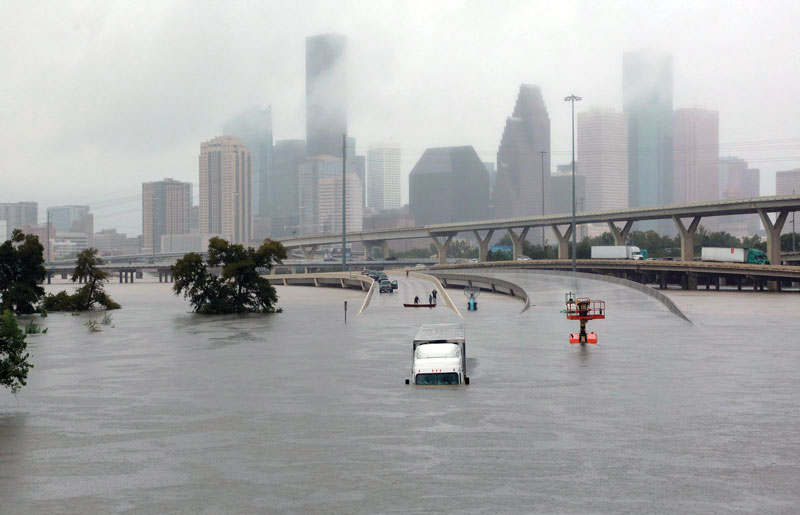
[429,271,531,313]
[409,271,462,318]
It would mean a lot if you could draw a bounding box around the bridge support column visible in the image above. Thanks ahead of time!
[47,273,51,285]
[130,271,134,283]
[473,230,494,262]
[607,220,634,245]
[659,272,667,289]
[673,216,702,261]
[758,209,788,266]
[551,224,573,260]
[507,228,529,260]
[300,245,318,261]
[430,233,455,265]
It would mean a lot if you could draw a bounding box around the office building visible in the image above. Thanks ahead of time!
[306,34,347,158]
[0,202,37,239]
[142,178,192,254]
[199,136,253,244]
[713,157,761,236]
[223,106,273,218]
[492,84,550,219]
[409,146,489,225]
[270,139,307,237]
[673,108,719,203]
[297,155,362,234]
[367,145,401,212]
[47,205,93,246]
[624,51,673,209]
[550,166,588,240]
[776,169,800,196]
[577,108,628,213]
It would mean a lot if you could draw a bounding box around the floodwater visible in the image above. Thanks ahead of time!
[1,271,799,513]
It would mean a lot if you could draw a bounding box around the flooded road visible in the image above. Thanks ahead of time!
[1,273,798,513]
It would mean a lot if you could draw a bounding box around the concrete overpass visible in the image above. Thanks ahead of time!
[278,195,800,265]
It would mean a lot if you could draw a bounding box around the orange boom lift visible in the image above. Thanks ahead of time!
[565,292,605,345]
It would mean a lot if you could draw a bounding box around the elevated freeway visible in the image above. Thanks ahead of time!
[278,195,800,266]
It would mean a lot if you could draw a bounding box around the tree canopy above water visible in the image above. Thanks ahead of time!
[172,238,287,314]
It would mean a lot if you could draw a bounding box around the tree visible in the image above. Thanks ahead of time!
[0,230,46,314]
[0,310,33,393]
[41,248,120,311]
[172,238,287,314]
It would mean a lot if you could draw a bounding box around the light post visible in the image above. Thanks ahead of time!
[564,94,582,272]
[342,134,347,271]
[540,150,547,254]
[793,189,796,252]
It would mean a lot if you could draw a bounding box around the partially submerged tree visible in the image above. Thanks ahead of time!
[173,238,286,314]
[0,310,33,393]
[42,248,120,311]
[0,230,46,314]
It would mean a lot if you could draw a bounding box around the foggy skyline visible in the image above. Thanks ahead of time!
[2,0,799,235]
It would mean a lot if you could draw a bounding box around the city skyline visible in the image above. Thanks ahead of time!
[2,2,800,236]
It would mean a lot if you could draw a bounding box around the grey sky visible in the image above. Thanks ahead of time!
[2,0,799,235]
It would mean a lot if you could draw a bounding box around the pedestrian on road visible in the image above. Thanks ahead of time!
[429,294,433,304]
[406,269,409,277]
[432,289,437,301]
[414,295,419,304]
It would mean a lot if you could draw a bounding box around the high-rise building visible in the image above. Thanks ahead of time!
[270,139,307,237]
[223,106,273,218]
[306,34,347,158]
[0,202,37,239]
[577,108,628,213]
[142,178,192,254]
[409,146,489,225]
[713,157,761,236]
[367,145,401,212]
[47,205,94,246]
[624,51,673,210]
[199,136,253,244]
[491,84,550,219]
[297,155,362,234]
[673,108,719,203]
[776,169,800,196]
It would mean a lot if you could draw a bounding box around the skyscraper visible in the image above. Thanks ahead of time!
[714,157,761,236]
[624,51,673,209]
[776,169,800,196]
[491,84,550,219]
[223,106,273,218]
[367,145,401,212]
[0,202,37,239]
[142,179,192,254]
[297,155,362,234]
[306,34,347,158]
[270,139,307,237]
[199,136,252,244]
[409,146,489,225]
[577,108,628,212]
[673,108,719,203]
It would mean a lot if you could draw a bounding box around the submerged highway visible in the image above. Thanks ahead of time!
[1,271,798,513]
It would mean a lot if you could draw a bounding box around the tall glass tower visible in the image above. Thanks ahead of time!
[306,34,347,158]
[623,51,673,210]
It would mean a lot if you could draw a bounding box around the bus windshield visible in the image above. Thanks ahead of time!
[415,372,459,385]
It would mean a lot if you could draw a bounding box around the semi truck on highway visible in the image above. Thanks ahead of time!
[590,245,645,260]
[405,324,469,386]
[700,247,770,265]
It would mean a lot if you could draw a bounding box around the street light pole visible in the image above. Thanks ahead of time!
[342,134,347,271]
[564,94,582,272]
[540,150,547,254]
[793,189,796,252]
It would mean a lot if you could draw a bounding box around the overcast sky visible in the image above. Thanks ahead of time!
[2,0,799,235]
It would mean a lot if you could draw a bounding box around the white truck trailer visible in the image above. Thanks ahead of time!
[590,245,645,260]
[405,323,469,385]
[700,247,769,265]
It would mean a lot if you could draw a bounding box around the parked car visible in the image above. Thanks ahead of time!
[391,280,398,290]
[385,256,398,261]
[379,280,394,293]
[414,264,426,269]
[516,255,532,261]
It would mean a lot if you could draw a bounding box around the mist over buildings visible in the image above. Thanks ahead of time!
[1,0,799,238]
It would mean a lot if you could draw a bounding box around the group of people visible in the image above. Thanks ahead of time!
[413,289,438,305]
